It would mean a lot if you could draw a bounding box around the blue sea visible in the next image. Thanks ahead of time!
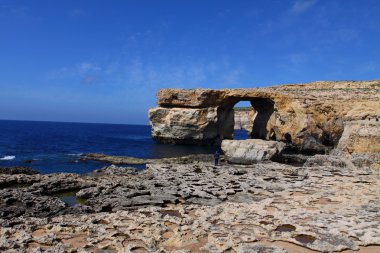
[0,120,250,174]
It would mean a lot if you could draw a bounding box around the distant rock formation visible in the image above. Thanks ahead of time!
[233,108,254,133]
[149,79,380,155]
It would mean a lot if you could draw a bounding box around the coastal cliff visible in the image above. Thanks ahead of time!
[149,79,380,156]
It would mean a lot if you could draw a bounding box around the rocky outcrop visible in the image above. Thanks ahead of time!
[0,166,39,175]
[0,173,94,219]
[0,158,379,252]
[81,153,214,165]
[149,79,380,154]
[221,139,285,164]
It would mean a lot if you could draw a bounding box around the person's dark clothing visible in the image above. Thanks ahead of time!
[214,151,220,166]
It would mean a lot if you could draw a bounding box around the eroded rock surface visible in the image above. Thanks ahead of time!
[0,157,379,252]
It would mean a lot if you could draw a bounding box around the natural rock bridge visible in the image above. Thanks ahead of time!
[149,79,380,155]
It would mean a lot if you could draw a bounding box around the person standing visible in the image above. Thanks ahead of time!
[214,151,220,166]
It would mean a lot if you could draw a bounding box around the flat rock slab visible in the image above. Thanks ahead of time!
[0,158,379,252]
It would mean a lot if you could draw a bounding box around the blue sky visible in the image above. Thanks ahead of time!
[0,0,379,124]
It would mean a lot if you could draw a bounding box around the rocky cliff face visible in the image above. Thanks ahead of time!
[149,79,380,154]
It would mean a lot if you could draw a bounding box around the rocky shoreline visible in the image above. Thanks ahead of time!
[0,154,379,252]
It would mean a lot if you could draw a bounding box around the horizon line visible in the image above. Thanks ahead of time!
[0,118,150,126]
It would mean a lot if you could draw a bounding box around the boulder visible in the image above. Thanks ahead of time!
[221,139,286,164]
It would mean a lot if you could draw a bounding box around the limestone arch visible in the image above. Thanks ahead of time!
[217,96,276,142]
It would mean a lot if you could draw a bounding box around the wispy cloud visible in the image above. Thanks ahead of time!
[290,0,318,14]
[77,62,101,75]
[47,61,102,85]
[48,58,246,90]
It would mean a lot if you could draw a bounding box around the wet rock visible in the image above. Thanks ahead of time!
[29,174,92,194]
[81,153,214,165]
[81,153,146,164]
[0,189,66,219]
[0,166,39,175]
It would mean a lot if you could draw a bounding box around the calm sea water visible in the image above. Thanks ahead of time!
[0,120,225,174]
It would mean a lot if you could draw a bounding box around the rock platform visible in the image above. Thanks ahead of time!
[0,155,379,252]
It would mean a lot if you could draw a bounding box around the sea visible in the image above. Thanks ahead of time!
[0,120,249,174]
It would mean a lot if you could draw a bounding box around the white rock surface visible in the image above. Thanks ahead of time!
[221,139,286,164]
[149,107,219,144]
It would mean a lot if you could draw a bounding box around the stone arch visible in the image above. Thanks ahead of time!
[216,96,276,142]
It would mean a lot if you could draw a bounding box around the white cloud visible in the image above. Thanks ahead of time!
[290,0,318,14]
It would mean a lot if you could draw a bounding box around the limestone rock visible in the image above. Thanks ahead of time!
[149,106,219,144]
[150,79,380,154]
[335,120,380,153]
[221,139,286,164]
[1,159,379,252]
[157,88,225,107]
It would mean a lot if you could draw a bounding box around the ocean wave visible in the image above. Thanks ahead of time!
[67,153,83,156]
[0,155,15,160]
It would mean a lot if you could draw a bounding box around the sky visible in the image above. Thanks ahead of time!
[0,0,379,124]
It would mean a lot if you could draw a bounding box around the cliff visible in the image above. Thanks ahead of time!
[149,79,380,156]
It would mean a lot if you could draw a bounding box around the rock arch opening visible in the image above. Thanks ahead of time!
[233,101,252,140]
[217,97,276,142]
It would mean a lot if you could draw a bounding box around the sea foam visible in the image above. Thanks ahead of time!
[0,155,15,160]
